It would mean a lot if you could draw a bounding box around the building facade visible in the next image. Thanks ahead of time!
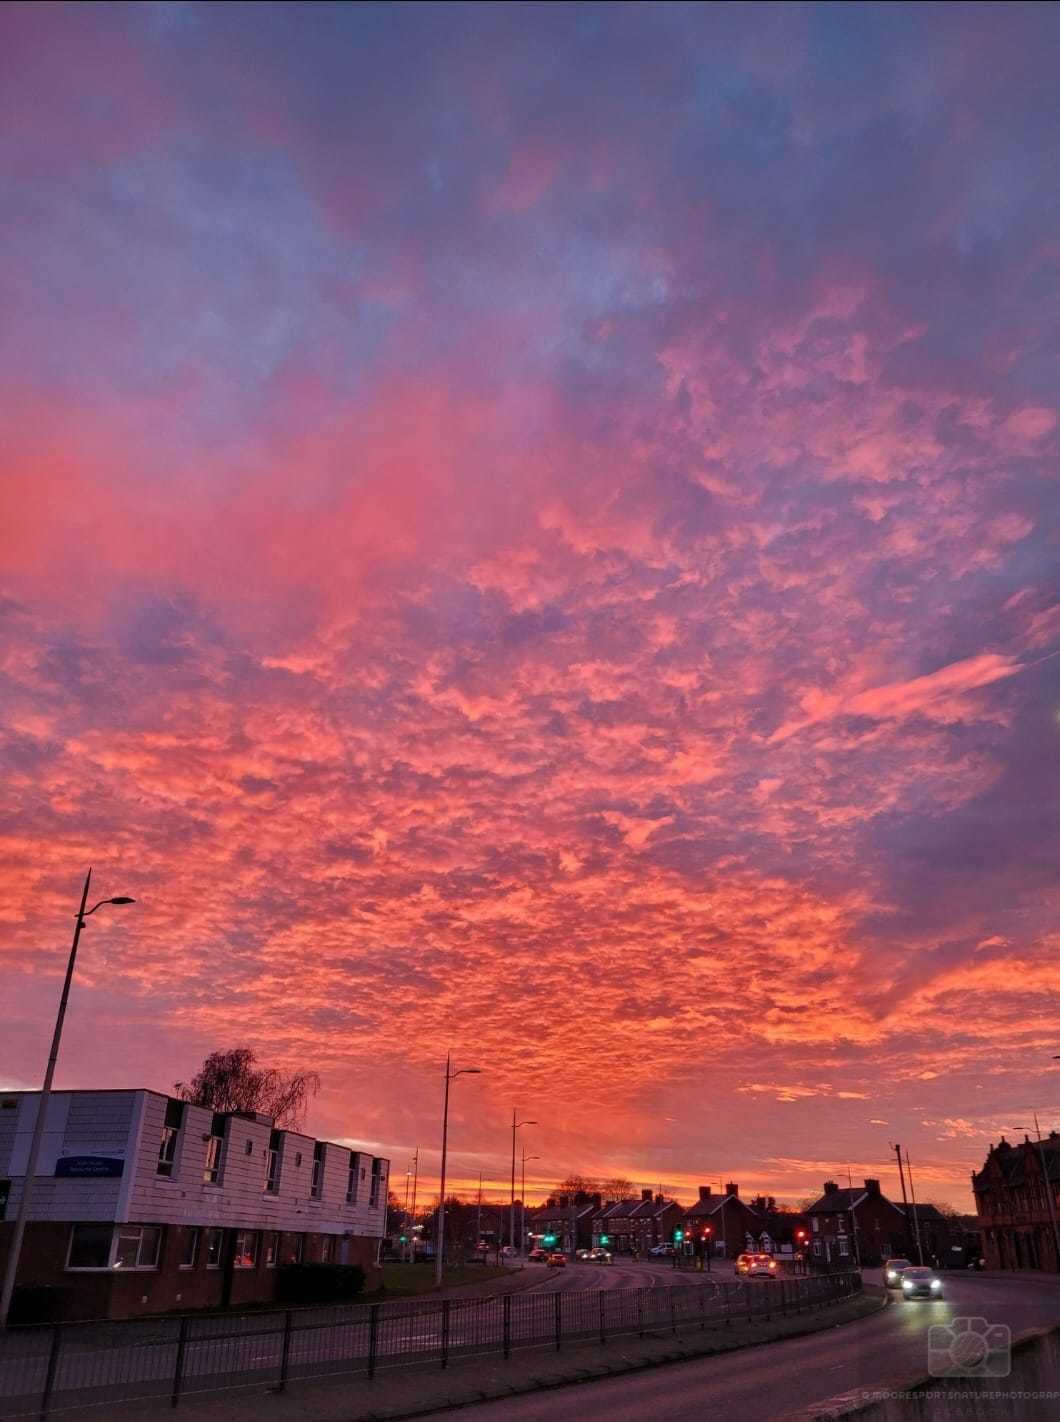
[0,1089,389,1320]
[683,1184,760,1259]
[805,1179,906,1266]
[973,1134,1060,1273]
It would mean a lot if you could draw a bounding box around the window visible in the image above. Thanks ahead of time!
[67,1224,114,1270]
[311,1142,324,1199]
[157,1099,184,1176]
[346,1154,359,1204]
[284,1233,303,1264]
[837,1237,850,1258]
[320,1235,332,1263]
[233,1231,258,1268]
[203,1114,227,1184]
[179,1228,198,1269]
[265,1129,282,1192]
[264,1232,279,1268]
[244,1139,254,1156]
[114,1226,162,1270]
[206,1228,224,1268]
[369,1158,382,1208]
[812,1217,820,1233]
[294,1152,302,1168]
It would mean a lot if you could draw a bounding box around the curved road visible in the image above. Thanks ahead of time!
[430,1269,1060,1422]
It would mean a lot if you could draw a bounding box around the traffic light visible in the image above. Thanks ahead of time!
[543,1233,556,1246]
[702,1226,713,1239]
[674,1228,684,1242]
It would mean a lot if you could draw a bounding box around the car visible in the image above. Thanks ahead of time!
[883,1257,914,1289]
[527,1247,548,1262]
[747,1254,778,1277]
[734,1252,755,1276]
[575,1249,591,1260]
[546,1252,567,1268]
[900,1266,944,1300]
[649,1243,674,1256]
[589,1248,613,1264]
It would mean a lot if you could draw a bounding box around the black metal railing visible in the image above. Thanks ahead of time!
[0,1271,862,1418]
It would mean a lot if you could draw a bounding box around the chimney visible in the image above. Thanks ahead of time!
[864,1178,881,1197]
[698,1186,712,1202]
[654,1193,663,1206]
[725,1181,739,1198]
[641,1188,652,1202]
[823,1180,839,1195]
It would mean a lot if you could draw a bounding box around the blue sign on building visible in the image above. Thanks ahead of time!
[55,1156,125,1178]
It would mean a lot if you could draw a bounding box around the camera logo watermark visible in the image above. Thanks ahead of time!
[928,1317,1011,1377]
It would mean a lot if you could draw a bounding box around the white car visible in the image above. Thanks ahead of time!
[649,1243,674,1256]
[747,1254,778,1277]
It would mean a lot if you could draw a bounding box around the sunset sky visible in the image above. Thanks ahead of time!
[3,2,1059,1212]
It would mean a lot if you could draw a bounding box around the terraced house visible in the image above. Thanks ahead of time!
[0,1089,389,1320]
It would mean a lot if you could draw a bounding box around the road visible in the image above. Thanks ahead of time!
[429,1269,1060,1422]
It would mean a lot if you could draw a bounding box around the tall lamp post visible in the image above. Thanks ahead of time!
[510,1111,537,1257]
[435,1055,482,1287]
[521,1150,540,1258]
[0,869,135,1328]
[1009,1120,1060,1272]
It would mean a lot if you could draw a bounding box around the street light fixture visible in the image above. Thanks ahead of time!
[510,1112,537,1257]
[1008,1120,1060,1272]
[1,870,135,1327]
[435,1055,482,1287]
[521,1150,540,1260]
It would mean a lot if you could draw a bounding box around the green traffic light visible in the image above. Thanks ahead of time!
[674,1229,684,1241]
[599,1235,609,1245]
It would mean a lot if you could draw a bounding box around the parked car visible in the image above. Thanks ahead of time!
[528,1247,548,1262]
[883,1258,914,1289]
[900,1266,943,1300]
[747,1254,778,1277]
[575,1249,591,1260]
[589,1249,613,1264]
[649,1243,674,1256]
[735,1252,755,1276]
[546,1252,567,1268]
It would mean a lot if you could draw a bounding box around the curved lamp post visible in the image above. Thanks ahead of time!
[435,1055,482,1287]
[0,870,135,1327]
[510,1112,537,1257]
[520,1150,540,1258]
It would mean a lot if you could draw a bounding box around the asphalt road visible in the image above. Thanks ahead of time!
[429,1270,1060,1422]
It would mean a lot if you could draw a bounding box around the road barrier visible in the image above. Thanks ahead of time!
[0,1270,862,1418]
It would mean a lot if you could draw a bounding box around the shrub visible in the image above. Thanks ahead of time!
[276,1262,365,1305]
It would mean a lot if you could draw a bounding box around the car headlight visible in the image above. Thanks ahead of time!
[931,1280,941,1290]
[886,1271,897,1280]
[902,1280,913,1290]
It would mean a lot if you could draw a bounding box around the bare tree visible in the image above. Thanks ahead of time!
[599,1176,635,1201]
[175,1047,320,1128]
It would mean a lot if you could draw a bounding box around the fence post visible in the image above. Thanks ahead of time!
[503,1293,511,1360]
[440,1299,450,1370]
[745,1282,753,1324]
[367,1303,379,1380]
[39,1324,62,1422]
[670,1290,676,1335]
[599,1290,606,1346]
[636,1290,644,1338]
[723,1282,731,1326]
[554,1292,561,1352]
[699,1282,705,1331]
[171,1315,190,1408]
[278,1308,293,1392]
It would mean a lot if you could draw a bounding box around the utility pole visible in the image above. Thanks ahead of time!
[1032,1115,1060,1272]
[846,1166,862,1267]
[476,1171,483,1254]
[905,1148,924,1264]
[891,1141,911,1256]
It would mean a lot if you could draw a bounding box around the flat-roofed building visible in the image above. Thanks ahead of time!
[0,1088,388,1320]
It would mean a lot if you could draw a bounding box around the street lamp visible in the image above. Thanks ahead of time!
[1008,1120,1060,1273]
[510,1112,537,1257]
[435,1055,482,1287]
[0,870,135,1327]
[521,1150,540,1259]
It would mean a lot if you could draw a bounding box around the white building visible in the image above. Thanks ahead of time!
[0,1089,388,1320]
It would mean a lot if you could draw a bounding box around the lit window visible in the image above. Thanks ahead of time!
[233,1231,258,1268]
[67,1224,114,1270]
[285,1233,303,1264]
[157,1099,184,1176]
[320,1235,332,1263]
[264,1130,282,1192]
[264,1232,279,1268]
[205,1228,224,1268]
[179,1228,198,1269]
[114,1226,161,1270]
